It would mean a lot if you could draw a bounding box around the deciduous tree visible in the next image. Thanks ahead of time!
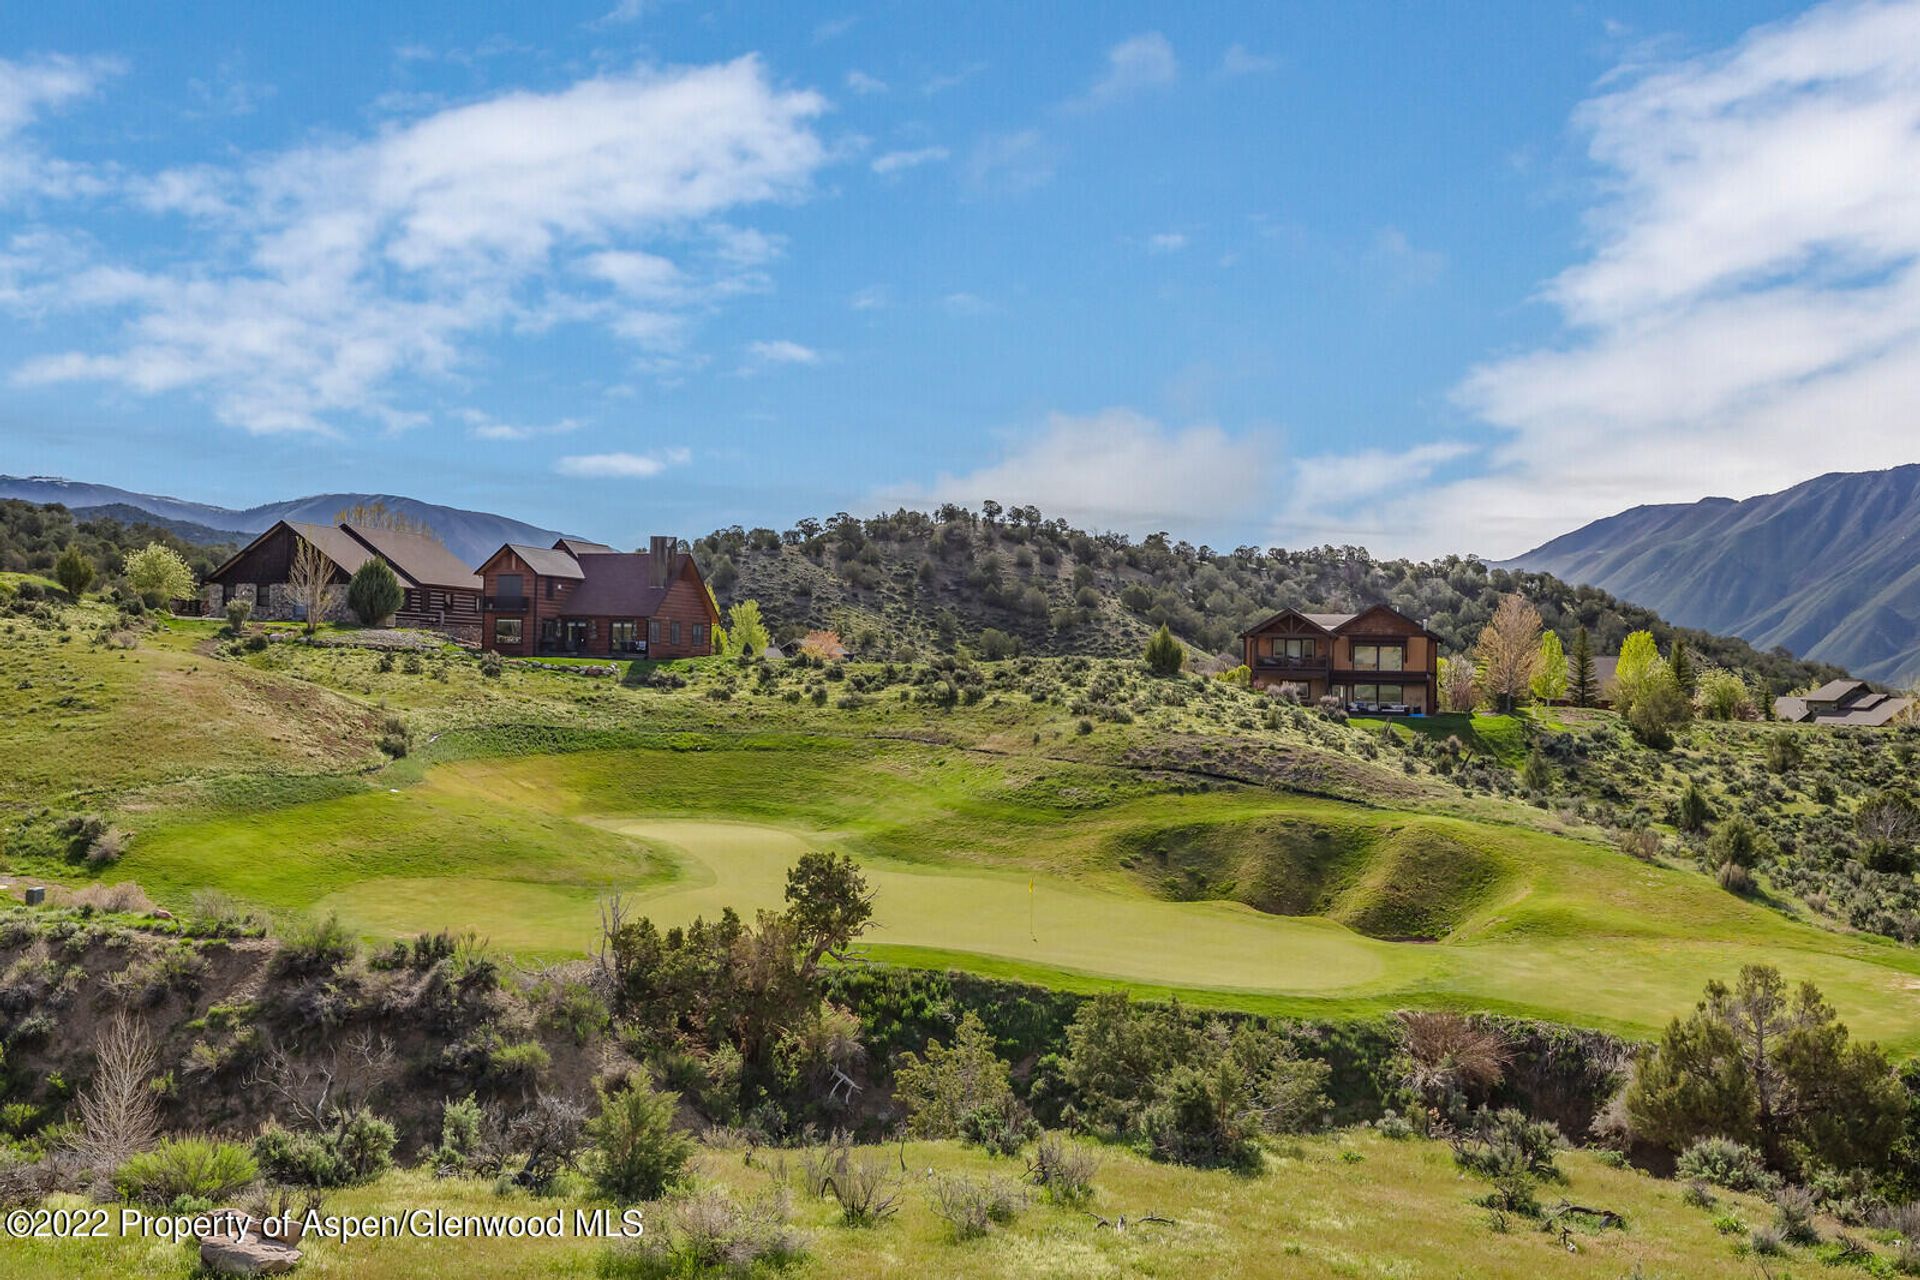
[1530,631,1567,703]
[287,537,334,634]
[1473,593,1542,713]
[123,542,195,608]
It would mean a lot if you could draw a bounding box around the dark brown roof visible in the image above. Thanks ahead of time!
[562,552,680,616]
[554,538,616,556]
[343,523,481,592]
[495,543,586,580]
[1239,603,1435,639]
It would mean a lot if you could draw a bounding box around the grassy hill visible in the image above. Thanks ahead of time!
[4,594,1917,1045]
[695,506,1847,694]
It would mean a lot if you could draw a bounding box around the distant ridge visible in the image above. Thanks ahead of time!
[1503,464,1920,687]
[0,476,569,567]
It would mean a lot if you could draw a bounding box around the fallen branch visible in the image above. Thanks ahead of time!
[1087,1211,1176,1233]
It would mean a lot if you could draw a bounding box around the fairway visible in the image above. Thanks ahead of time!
[124,746,1920,1045]
[314,818,1402,994]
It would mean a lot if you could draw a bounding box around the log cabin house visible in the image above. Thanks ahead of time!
[202,520,484,640]
[477,535,718,660]
[1238,604,1441,713]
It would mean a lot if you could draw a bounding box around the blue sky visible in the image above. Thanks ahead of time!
[4,0,1917,558]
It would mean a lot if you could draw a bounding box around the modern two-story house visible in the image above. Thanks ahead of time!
[1238,603,1441,713]
[476,535,719,660]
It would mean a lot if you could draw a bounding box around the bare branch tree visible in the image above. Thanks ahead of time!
[247,1031,397,1131]
[73,1014,161,1168]
[287,537,335,635]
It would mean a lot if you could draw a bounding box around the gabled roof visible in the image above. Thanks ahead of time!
[1239,602,1436,640]
[342,523,481,592]
[269,520,381,580]
[1239,607,1343,638]
[486,543,586,580]
[563,551,683,616]
[554,537,615,556]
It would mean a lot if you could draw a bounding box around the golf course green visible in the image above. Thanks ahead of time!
[122,745,1920,1045]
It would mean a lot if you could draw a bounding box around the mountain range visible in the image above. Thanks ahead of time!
[1504,465,1920,687]
[0,476,565,567]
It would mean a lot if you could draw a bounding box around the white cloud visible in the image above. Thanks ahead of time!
[871,145,949,175]
[876,408,1270,532]
[8,56,827,433]
[1427,0,1920,557]
[943,291,992,316]
[1220,44,1279,77]
[849,284,890,310]
[1146,232,1187,253]
[554,446,691,478]
[1075,33,1178,110]
[1367,226,1446,285]
[465,411,581,442]
[964,129,1056,194]
[845,70,888,96]
[744,338,821,366]
[0,54,120,202]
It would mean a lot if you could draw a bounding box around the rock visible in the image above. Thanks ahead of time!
[198,1215,301,1276]
[150,909,173,920]
[200,1235,302,1276]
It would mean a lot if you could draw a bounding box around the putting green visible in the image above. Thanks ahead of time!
[315,819,1404,995]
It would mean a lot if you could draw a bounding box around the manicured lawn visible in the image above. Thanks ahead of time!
[123,746,1920,1046]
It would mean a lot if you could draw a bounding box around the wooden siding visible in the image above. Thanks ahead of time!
[208,524,346,590]
[478,548,719,660]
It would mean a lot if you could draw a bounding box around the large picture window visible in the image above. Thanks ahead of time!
[494,618,522,646]
[1269,637,1316,658]
[611,621,637,651]
[1350,643,1404,671]
[495,573,523,599]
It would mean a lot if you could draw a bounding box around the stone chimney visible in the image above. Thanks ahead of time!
[649,535,672,587]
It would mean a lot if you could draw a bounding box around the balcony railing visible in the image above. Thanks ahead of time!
[485,595,529,613]
[1253,654,1330,671]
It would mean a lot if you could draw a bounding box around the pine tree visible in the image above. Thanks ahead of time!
[1143,624,1184,676]
[54,545,96,600]
[1570,627,1597,708]
[1670,637,1696,696]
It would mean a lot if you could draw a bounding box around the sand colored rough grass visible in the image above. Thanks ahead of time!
[0,1134,1843,1279]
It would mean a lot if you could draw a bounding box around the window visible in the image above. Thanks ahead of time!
[671,620,682,646]
[648,618,661,645]
[495,573,523,599]
[611,621,637,651]
[691,623,705,650]
[1350,643,1404,672]
[1270,637,1316,659]
[494,618,523,646]
[546,578,557,599]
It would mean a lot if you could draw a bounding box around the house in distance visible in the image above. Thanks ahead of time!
[1238,604,1442,713]
[202,520,484,640]
[1773,679,1914,726]
[477,535,718,659]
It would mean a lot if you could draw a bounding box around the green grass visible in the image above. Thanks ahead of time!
[0,1133,1858,1279]
[1359,711,1532,765]
[120,744,1920,1046]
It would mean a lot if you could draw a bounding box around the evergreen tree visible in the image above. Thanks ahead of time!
[1569,627,1596,707]
[346,557,404,626]
[1670,637,1696,696]
[1143,624,1184,676]
[54,545,96,600]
